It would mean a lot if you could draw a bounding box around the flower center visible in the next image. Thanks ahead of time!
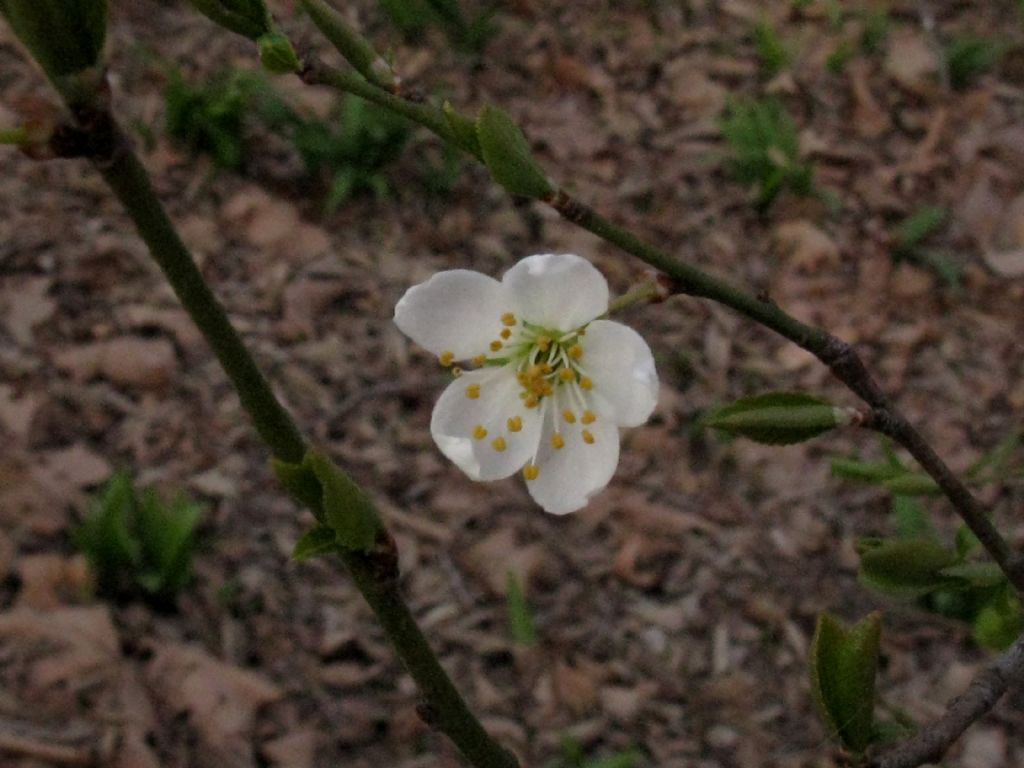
[437,311,601,480]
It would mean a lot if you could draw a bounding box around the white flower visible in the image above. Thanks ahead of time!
[394,253,658,515]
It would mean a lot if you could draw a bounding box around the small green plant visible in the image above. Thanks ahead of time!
[826,42,853,74]
[505,571,537,646]
[752,21,790,77]
[75,471,203,601]
[378,0,498,53]
[720,97,814,207]
[945,36,1008,90]
[545,737,644,768]
[890,206,960,287]
[165,66,412,211]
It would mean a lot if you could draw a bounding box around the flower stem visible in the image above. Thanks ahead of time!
[79,115,516,768]
[606,281,660,315]
[0,126,30,145]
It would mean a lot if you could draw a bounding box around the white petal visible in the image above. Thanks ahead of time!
[430,367,543,481]
[394,270,507,359]
[578,319,658,427]
[502,254,609,331]
[526,415,620,515]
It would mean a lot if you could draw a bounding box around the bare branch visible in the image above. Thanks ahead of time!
[871,634,1024,768]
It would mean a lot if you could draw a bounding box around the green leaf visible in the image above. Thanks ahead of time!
[940,561,1006,589]
[0,0,108,80]
[880,473,940,496]
[188,0,271,39]
[858,538,959,599]
[305,451,380,552]
[705,392,841,445]
[476,104,554,199]
[135,490,202,595]
[74,470,139,592]
[955,524,981,559]
[443,101,482,158]
[890,495,933,540]
[505,571,537,646]
[809,611,882,754]
[257,31,301,74]
[272,457,325,518]
[293,525,338,560]
[973,591,1023,650]
[831,456,906,483]
[897,206,946,248]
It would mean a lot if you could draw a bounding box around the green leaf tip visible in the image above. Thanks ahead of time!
[476,104,554,199]
[188,0,272,40]
[858,537,959,599]
[257,31,301,74]
[0,0,108,81]
[809,611,882,754]
[293,525,338,561]
[705,392,842,445]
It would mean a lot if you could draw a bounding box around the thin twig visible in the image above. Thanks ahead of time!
[42,103,519,768]
[301,57,1024,597]
[870,634,1024,768]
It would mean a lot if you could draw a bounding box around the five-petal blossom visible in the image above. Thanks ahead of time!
[394,253,658,514]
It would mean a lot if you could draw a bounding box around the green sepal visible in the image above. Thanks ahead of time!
[188,0,271,40]
[272,457,325,520]
[476,103,554,199]
[305,451,380,552]
[0,0,107,80]
[705,392,840,445]
[257,31,301,74]
[858,538,959,599]
[809,611,882,754]
[443,101,482,157]
[292,524,338,561]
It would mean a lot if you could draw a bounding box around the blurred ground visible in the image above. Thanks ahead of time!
[2,1,1024,766]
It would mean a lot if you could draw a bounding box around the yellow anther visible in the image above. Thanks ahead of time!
[490,340,503,352]
[465,383,481,399]
[558,368,575,382]
[472,354,487,366]
[451,367,463,378]
[523,463,540,481]
[563,409,576,423]
[541,383,554,396]
[500,328,512,339]
[491,436,507,452]
[582,429,595,444]
[524,393,540,408]
[439,351,455,366]
[472,424,488,440]
[501,312,516,326]
[537,336,551,352]
[568,344,583,360]
[541,362,553,373]
[517,371,529,385]
[581,410,596,424]
[551,432,565,450]
[507,416,523,432]
[579,376,593,390]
